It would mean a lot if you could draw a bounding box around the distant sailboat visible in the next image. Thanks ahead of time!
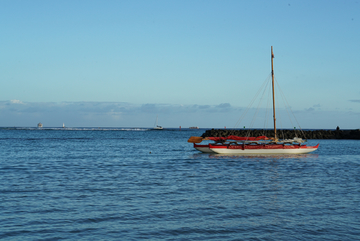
[62,123,65,128]
[154,116,163,130]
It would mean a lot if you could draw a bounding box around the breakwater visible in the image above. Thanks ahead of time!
[201,129,360,140]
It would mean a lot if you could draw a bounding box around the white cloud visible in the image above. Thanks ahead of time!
[10,99,24,104]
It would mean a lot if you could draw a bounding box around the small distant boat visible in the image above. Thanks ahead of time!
[189,126,199,129]
[153,116,163,130]
[37,123,43,128]
[62,123,65,128]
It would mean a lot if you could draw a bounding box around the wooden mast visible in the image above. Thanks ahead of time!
[271,46,277,140]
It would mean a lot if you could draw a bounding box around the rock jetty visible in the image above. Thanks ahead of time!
[201,128,360,140]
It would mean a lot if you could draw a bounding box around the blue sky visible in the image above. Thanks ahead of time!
[0,0,359,128]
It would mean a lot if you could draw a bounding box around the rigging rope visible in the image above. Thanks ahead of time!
[233,72,307,140]
[248,77,271,129]
[274,76,307,139]
[262,83,272,137]
[233,74,271,129]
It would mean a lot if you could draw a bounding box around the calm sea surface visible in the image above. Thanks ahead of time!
[0,128,359,240]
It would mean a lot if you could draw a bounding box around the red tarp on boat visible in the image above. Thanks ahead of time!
[207,135,269,141]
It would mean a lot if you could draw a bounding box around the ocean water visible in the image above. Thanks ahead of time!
[0,128,359,240]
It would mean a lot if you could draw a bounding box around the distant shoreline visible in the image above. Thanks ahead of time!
[1,127,360,139]
[201,129,360,140]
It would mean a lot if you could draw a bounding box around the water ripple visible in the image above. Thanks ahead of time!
[0,131,359,240]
